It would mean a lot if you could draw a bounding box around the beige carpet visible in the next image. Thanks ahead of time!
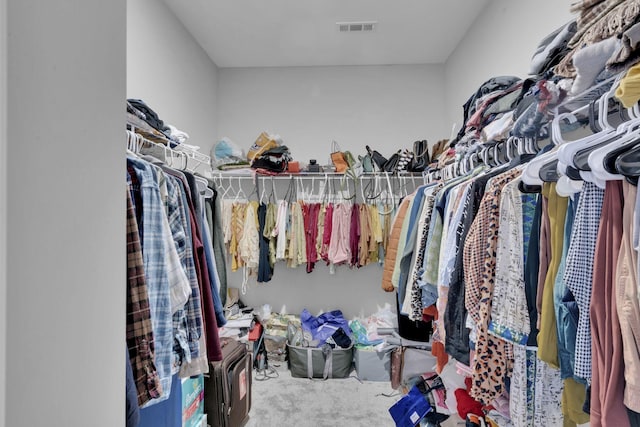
[243,363,465,427]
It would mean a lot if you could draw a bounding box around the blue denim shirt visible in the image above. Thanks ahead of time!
[555,195,583,382]
[201,206,227,327]
[397,185,428,309]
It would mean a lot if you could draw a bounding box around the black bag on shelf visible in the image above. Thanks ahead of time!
[366,145,388,171]
[409,140,430,172]
[383,150,401,172]
[250,145,292,173]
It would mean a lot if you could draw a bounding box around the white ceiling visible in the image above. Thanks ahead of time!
[163,0,489,68]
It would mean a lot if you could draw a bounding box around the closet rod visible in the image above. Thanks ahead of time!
[212,171,427,179]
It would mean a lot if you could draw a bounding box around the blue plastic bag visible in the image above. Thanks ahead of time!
[300,309,351,347]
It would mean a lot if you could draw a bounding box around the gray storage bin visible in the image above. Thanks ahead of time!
[354,347,391,382]
[287,343,353,379]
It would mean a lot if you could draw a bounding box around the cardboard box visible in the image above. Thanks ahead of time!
[182,375,204,427]
[354,347,391,382]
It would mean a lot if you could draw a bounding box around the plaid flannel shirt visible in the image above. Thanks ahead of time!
[126,181,161,406]
[165,174,203,364]
[128,157,174,404]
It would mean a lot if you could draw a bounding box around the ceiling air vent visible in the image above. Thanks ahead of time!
[337,21,377,33]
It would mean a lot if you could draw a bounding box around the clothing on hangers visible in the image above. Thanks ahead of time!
[126,189,162,406]
[128,157,176,404]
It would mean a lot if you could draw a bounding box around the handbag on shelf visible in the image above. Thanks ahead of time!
[343,150,356,169]
[330,140,348,173]
[359,154,374,173]
[383,150,401,173]
[397,149,414,172]
[366,145,388,171]
[409,140,430,172]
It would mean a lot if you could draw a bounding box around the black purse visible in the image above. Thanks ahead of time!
[383,150,401,172]
[366,145,388,171]
[409,140,430,172]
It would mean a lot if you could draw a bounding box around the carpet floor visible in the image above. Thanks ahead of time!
[243,363,464,427]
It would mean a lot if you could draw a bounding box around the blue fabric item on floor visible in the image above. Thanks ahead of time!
[389,385,432,427]
[138,373,181,427]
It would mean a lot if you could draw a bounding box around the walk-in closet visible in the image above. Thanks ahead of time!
[4,1,640,426]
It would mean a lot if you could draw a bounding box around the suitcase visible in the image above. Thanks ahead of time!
[204,338,252,427]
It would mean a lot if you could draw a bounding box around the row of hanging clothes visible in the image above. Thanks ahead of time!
[383,67,640,426]
[124,126,229,427]
[210,172,426,292]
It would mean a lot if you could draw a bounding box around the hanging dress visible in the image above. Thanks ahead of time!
[272,200,289,261]
[328,202,351,265]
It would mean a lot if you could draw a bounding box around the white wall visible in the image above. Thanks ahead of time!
[0,0,6,424]
[127,0,219,153]
[444,0,575,129]
[218,65,450,164]
[6,1,125,426]
[238,253,399,323]
[217,64,447,319]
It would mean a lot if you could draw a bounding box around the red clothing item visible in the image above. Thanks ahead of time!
[188,198,223,362]
[303,203,320,273]
[455,380,484,419]
[349,204,360,267]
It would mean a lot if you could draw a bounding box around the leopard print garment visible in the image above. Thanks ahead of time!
[465,168,521,405]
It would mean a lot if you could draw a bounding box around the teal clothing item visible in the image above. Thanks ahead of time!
[204,182,228,307]
[421,189,447,290]
[201,206,227,327]
[420,184,454,296]
[521,193,537,266]
[422,212,443,291]
[555,196,579,380]
[391,194,416,290]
